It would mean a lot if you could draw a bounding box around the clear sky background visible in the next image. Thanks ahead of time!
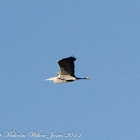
[0,0,140,140]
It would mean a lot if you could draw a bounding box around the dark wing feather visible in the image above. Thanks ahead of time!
[57,56,76,77]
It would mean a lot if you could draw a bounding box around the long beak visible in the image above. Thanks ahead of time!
[45,77,54,80]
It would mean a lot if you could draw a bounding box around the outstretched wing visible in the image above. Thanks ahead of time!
[57,56,76,77]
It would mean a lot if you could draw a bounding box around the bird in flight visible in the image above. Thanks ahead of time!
[45,56,91,83]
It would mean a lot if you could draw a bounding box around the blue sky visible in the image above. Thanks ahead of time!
[0,0,140,140]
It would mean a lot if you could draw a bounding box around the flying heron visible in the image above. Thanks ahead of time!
[45,56,91,83]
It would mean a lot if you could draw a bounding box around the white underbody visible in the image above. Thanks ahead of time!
[45,75,76,84]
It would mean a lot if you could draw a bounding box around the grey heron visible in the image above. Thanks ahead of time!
[45,56,91,83]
